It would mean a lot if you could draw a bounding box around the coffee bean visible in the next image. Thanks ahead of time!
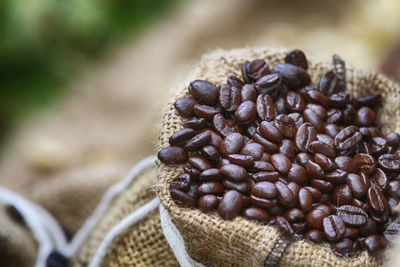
[354,153,376,174]
[359,218,377,237]
[222,180,249,193]
[357,94,381,107]
[171,188,196,207]
[252,133,279,153]
[344,227,359,239]
[323,215,346,241]
[295,123,316,152]
[184,117,207,130]
[220,133,244,155]
[363,235,387,255]
[285,208,305,222]
[372,168,389,191]
[335,126,362,151]
[189,80,218,105]
[225,154,254,167]
[235,100,257,123]
[158,146,188,165]
[383,221,400,243]
[184,166,200,181]
[298,187,313,212]
[271,154,292,175]
[288,164,308,185]
[251,161,275,172]
[252,171,280,182]
[217,190,244,220]
[305,187,322,201]
[285,91,305,112]
[256,94,275,121]
[220,164,248,182]
[279,139,295,160]
[305,160,324,179]
[259,121,282,143]
[332,238,358,256]
[378,154,400,172]
[306,103,327,120]
[242,59,270,82]
[188,156,212,171]
[389,180,400,198]
[240,142,264,160]
[304,90,329,108]
[251,181,277,199]
[227,75,243,88]
[276,216,295,236]
[386,132,400,147]
[371,137,388,156]
[367,186,388,214]
[201,145,220,162]
[324,124,342,138]
[306,205,331,229]
[346,173,367,199]
[314,153,335,171]
[305,229,324,243]
[193,104,219,119]
[303,108,324,132]
[334,156,359,173]
[199,168,222,181]
[288,112,304,129]
[197,194,218,212]
[342,104,356,125]
[275,180,295,206]
[331,184,353,206]
[274,114,297,138]
[274,96,288,114]
[250,195,277,209]
[170,173,192,191]
[309,141,335,158]
[326,108,342,124]
[212,114,235,137]
[296,152,312,166]
[184,131,211,151]
[219,84,241,112]
[271,63,311,89]
[175,97,196,117]
[311,179,333,193]
[337,205,368,226]
[319,70,340,95]
[241,84,257,102]
[243,207,270,222]
[359,127,381,139]
[285,49,308,70]
[328,92,350,108]
[255,73,282,95]
[199,182,224,195]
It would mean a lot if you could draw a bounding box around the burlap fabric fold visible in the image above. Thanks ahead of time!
[72,162,178,267]
[157,47,400,266]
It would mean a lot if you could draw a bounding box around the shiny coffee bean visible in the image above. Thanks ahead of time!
[170,173,192,192]
[227,75,243,88]
[279,139,295,161]
[276,216,295,236]
[331,184,353,206]
[257,94,275,121]
[252,133,279,154]
[219,84,241,112]
[298,187,313,212]
[354,153,376,174]
[200,168,222,181]
[212,114,236,137]
[250,195,277,209]
[235,100,257,123]
[326,108,342,124]
[284,208,305,222]
[204,129,222,147]
[328,92,350,108]
[251,181,277,199]
[198,194,218,212]
[357,94,381,107]
[305,229,324,243]
[184,131,211,151]
[285,49,308,70]
[288,112,304,129]
[337,205,368,226]
[363,235,387,255]
[304,90,329,108]
[274,114,297,139]
[296,123,316,152]
[222,180,249,193]
[271,63,311,89]
[332,238,358,256]
[323,215,346,241]
[335,126,362,151]
[170,188,196,207]
[243,207,269,222]
[193,104,219,119]
[285,91,305,112]
[306,103,327,120]
[372,168,389,191]
[288,164,308,185]
[240,142,264,160]
[225,154,254,167]
[241,84,257,102]
[378,154,400,172]
[342,104,356,125]
[319,70,340,96]
[383,221,400,243]
[296,152,312,166]
[220,164,248,182]
[220,133,244,155]
[386,132,400,147]
[305,160,324,179]
[189,80,218,105]
[275,180,295,206]
[324,124,342,138]
[158,146,188,165]
[344,227,360,239]
[201,145,220,162]
[306,205,331,229]
[217,190,244,220]
[259,121,282,143]
[255,73,281,95]
[314,153,335,171]
[325,169,347,184]
[355,107,375,127]
[271,154,292,175]
[309,141,335,158]
[303,109,324,132]
[251,161,275,172]
[188,156,212,171]
[311,179,333,193]
[242,59,270,82]
[334,156,359,173]
[370,137,388,156]
[358,218,377,237]
[305,187,322,201]
[346,173,367,198]
[175,97,196,117]
[367,186,388,214]
[389,180,400,198]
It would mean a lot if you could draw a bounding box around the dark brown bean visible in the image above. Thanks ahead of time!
[288,164,308,185]
[371,137,388,156]
[337,205,368,226]
[285,49,308,70]
[184,131,211,151]
[386,132,400,147]
[201,145,220,162]
[275,181,295,206]
[288,112,304,129]
[328,92,350,108]
[345,227,360,239]
[363,235,387,255]
[285,91,305,112]
[251,181,277,199]
[314,153,335,171]
[235,100,257,123]
[305,187,322,201]
[189,80,218,105]
[303,109,324,132]
[274,96,288,114]
[170,173,192,191]
[255,73,282,96]
[332,238,358,256]
[359,218,377,237]
[296,152,312,166]
[271,154,292,175]
[319,70,340,95]
[227,75,243,88]
[309,141,336,158]
[158,146,188,165]
[311,179,333,193]
[242,59,270,82]
[331,184,353,206]
[241,84,257,102]
[274,114,297,139]
[354,153,376,174]
[335,126,362,151]
[240,142,264,160]
[222,180,249,193]
[220,164,248,182]
[389,180,400,198]
[342,104,356,125]
[252,133,279,153]
[279,139,295,161]
[284,208,305,222]
[188,156,212,171]
[304,90,329,107]
[271,63,311,89]
[193,104,219,119]
[252,171,280,182]
[184,166,200,181]
[305,229,324,243]
[324,124,342,138]
[334,156,359,173]
[217,190,244,220]
[170,188,196,207]
[250,195,277,209]
[257,94,275,121]
[276,216,295,236]
[346,173,367,199]
[306,103,327,120]
[299,187,313,212]
[372,168,389,191]
[259,121,282,143]
[296,123,316,152]
[358,94,382,107]
[251,161,275,172]
[212,114,236,137]
[219,84,241,112]
[184,117,207,130]
[354,107,375,127]
[305,160,324,179]
[174,97,196,117]
[199,168,222,181]
[197,194,218,212]
[199,182,224,195]
[378,154,400,172]
[220,133,244,156]
[367,186,388,214]
[383,221,400,243]
[306,205,331,229]
[323,215,346,241]
[243,207,269,222]
[225,154,254,167]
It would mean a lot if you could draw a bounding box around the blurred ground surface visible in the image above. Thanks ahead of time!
[0,0,400,234]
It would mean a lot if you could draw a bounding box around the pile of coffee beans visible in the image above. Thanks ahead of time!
[158,49,400,256]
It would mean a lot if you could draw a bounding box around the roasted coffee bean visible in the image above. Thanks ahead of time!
[323,215,346,241]
[316,134,335,147]
[309,141,335,158]
[346,173,367,199]
[305,160,324,178]
[304,90,329,107]
[335,126,362,151]
[251,161,275,172]
[334,156,359,173]
[254,73,282,96]
[259,121,282,143]
[212,114,235,137]
[389,180,400,198]
[170,173,192,191]
[288,112,304,129]
[314,153,335,171]
[279,139,295,160]
[354,107,375,127]
[181,180,198,198]
[252,171,280,183]
[324,124,342,138]
[275,181,295,206]
[199,182,224,195]
[305,187,322,201]
[328,92,350,108]
[205,130,223,147]
[241,84,257,102]
[175,97,196,117]
[225,154,254,167]
[291,222,307,233]
[371,137,388,156]
[287,182,300,206]
[298,187,313,212]
[332,238,358,256]
[201,145,220,162]
[220,133,244,155]
[296,123,316,152]
[184,117,207,130]
[223,180,249,193]
[240,142,264,160]
[199,168,222,181]
[386,132,400,147]
[372,168,389,191]
[169,128,198,146]
[276,216,295,236]
[326,108,342,124]
[242,59,270,82]
[220,164,248,182]
[285,208,305,222]
[251,181,277,199]
[311,179,333,193]
[352,198,368,211]
[354,153,376,174]
[288,164,308,185]
[170,188,196,207]
[296,152,312,166]
[363,235,387,255]
[256,94,275,121]
[359,218,377,237]
[325,169,347,184]
[303,108,324,132]
[252,133,279,153]
[193,104,219,119]
[158,146,188,165]
[332,184,353,206]
[271,63,311,89]
[260,152,271,162]
[184,131,211,151]
[243,207,269,222]
[188,156,212,171]
[342,104,356,125]
[227,75,243,88]
[306,205,331,229]
[383,221,400,243]
[337,205,368,226]
[184,166,200,181]
[271,154,292,175]
[274,96,288,114]
[378,154,400,172]
[367,186,388,214]
[219,84,241,112]
[370,209,389,225]
[359,127,381,139]
[344,227,360,239]
[235,100,257,123]
[306,103,327,120]
[250,195,277,209]
[197,194,218,212]
[285,91,305,112]
[274,114,297,138]
[285,49,308,70]
[217,190,244,220]
[357,94,381,107]
[189,80,218,105]
[319,70,340,95]
[305,229,324,243]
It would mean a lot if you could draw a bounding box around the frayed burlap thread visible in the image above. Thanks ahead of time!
[157,47,400,266]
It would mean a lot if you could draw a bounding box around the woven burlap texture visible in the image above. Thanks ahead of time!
[72,164,178,267]
[157,47,400,267]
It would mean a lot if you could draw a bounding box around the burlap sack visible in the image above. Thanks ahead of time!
[157,47,400,266]
[72,160,178,267]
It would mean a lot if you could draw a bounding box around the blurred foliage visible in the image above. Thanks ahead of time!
[0,0,180,140]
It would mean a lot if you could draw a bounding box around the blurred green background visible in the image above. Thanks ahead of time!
[0,0,180,142]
